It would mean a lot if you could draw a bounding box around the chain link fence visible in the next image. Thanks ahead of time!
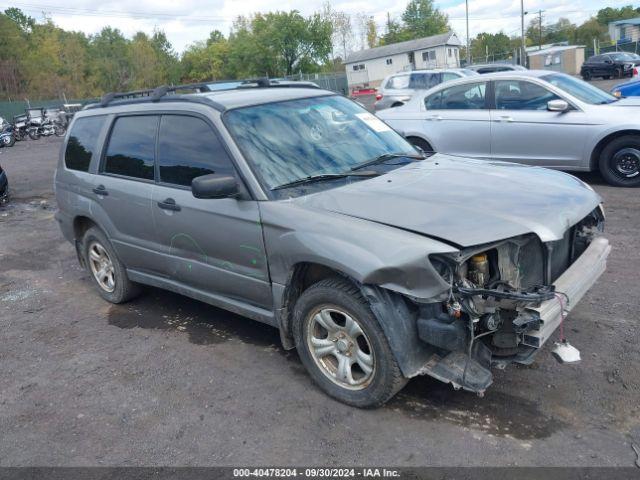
[284,72,348,95]
[0,97,92,121]
[586,40,640,58]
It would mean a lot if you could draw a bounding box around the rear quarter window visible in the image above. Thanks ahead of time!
[65,116,107,172]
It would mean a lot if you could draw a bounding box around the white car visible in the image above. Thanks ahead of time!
[374,69,478,111]
[377,70,640,187]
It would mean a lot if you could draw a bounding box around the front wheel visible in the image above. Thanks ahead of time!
[293,277,407,408]
[582,71,591,81]
[28,129,40,140]
[599,135,640,187]
[54,124,66,137]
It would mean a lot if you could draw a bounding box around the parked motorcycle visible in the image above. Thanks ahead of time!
[26,108,66,139]
[0,117,16,148]
[0,124,16,148]
[12,114,28,141]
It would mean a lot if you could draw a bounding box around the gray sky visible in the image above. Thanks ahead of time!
[1,0,632,53]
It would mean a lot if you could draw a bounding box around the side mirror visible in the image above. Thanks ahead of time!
[547,99,569,112]
[192,174,239,199]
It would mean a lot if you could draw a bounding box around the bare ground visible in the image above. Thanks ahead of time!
[0,137,639,467]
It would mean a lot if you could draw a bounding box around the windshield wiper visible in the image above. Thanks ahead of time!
[350,152,425,171]
[271,171,378,191]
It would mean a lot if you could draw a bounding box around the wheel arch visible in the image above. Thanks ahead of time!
[590,129,640,170]
[278,262,356,349]
[277,262,440,379]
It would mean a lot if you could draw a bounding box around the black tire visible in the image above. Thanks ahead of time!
[598,135,640,187]
[292,277,407,408]
[28,129,40,140]
[407,136,434,154]
[582,71,591,81]
[54,124,66,137]
[82,227,141,303]
[2,134,15,147]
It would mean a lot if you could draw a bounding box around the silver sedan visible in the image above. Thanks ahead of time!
[376,70,640,186]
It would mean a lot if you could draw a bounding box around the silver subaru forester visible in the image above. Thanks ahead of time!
[55,80,610,407]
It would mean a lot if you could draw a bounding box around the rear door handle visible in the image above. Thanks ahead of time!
[427,115,443,121]
[157,198,181,212]
[498,116,514,122]
[93,185,108,196]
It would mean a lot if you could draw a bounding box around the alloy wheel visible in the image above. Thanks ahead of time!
[88,241,116,292]
[306,306,375,390]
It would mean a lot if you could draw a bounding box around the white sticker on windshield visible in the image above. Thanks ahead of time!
[355,112,392,132]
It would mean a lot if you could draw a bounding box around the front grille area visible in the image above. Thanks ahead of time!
[548,228,572,283]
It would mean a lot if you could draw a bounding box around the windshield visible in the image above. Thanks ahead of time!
[225,95,417,191]
[541,73,618,104]
[609,53,635,61]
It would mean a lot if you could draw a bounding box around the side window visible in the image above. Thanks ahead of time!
[386,75,410,89]
[409,73,439,89]
[439,82,486,109]
[65,116,106,172]
[157,115,235,187]
[494,80,560,110]
[103,115,158,180]
[424,91,442,109]
[442,72,459,82]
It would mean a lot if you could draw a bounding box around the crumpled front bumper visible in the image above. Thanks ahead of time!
[522,236,611,348]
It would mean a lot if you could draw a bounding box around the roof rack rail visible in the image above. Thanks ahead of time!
[99,82,212,107]
[92,77,320,109]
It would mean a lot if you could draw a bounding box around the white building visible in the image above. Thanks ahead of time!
[344,32,461,89]
[608,18,640,43]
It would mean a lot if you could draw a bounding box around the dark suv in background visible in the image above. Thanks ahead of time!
[581,52,640,80]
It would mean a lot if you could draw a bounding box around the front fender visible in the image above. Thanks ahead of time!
[260,201,458,301]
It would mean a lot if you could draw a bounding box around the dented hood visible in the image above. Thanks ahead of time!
[296,154,601,248]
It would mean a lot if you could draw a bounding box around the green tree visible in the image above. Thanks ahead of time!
[401,0,449,39]
[470,32,513,61]
[544,18,577,44]
[366,16,378,48]
[575,18,607,46]
[89,27,132,92]
[251,11,332,76]
[596,6,640,26]
[3,7,34,32]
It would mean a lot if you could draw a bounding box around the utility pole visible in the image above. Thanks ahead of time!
[538,9,544,50]
[520,0,526,66]
[465,0,470,65]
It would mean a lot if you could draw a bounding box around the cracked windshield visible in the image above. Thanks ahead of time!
[225,95,417,190]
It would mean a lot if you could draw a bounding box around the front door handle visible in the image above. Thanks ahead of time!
[497,115,514,122]
[427,115,443,121]
[157,198,181,212]
[93,185,108,196]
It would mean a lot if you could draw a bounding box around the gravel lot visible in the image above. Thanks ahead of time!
[1,134,639,467]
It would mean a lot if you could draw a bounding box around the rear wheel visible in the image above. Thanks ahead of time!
[83,227,141,303]
[293,277,407,408]
[582,70,591,81]
[407,136,434,154]
[598,135,640,187]
[28,129,39,140]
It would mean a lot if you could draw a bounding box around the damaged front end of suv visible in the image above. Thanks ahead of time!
[414,206,608,394]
